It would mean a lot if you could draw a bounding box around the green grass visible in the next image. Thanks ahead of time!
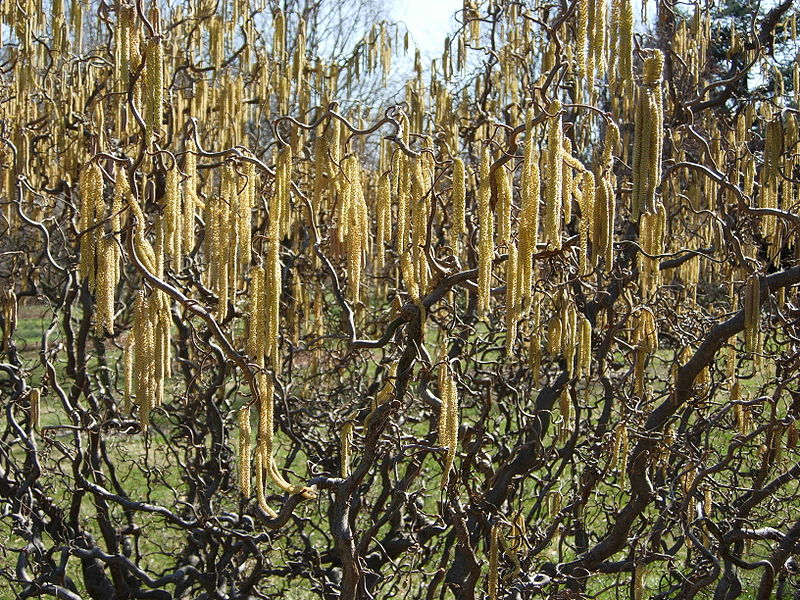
[2,304,796,599]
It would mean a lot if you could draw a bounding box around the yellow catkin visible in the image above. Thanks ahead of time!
[612,422,626,468]
[344,156,369,305]
[438,362,459,488]
[329,116,342,196]
[183,139,198,252]
[226,168,240,301]
[632,51,664,219]
[116,4,132,89]
[452,157,466,242]
[257,372,274,466]
[577,0,589,81]
[238,159,255,273]
[411,155,431,295]
[254,446,278,518]
[163,166,181,263]
[222,164,240,313]
[337,155,352,249]
[562,302,577,374]
[265,149,289,368]
[744,275,760,353]
[79,162,104,291]
[787,423,798,450]
[210,192,229,319]
[487,523,500,600]
[29,388,40,431]
[562,137,574,226]
[477,148,494,317]
[548,491,562,518]
[123,334,134,413]
[762,118,781,245]
[273,9,286,63]
[95,236,118,334]
[132,291,154,429]
[256,372,314,497]
[634,564,646,600]
[559,387,572,439]
[544,101,563,249]
[128,192,157,273]
[616,0,634,89]
[446,369,459,478]
[340,421,354,478]
[496,165,512,246]
[578,171,595,275]
[593,0,607,76]
[529,295,542,385]
[633,308,657,397]
[247,266,266,366]
[518,112,540,312]
[150,291,169,407]
[239,405,251,498]
[111,167,127,232]
[505,242,518,352]
[577,315,592,378]
[376,173,390,269]
[144,8,163,146]
[637,202,665,298]
[547,312,563,357]
[396,149,418,299]
[593,122,618,272]
[1,288,16,353]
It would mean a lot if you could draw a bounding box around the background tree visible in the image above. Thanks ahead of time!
[2,1,800,599]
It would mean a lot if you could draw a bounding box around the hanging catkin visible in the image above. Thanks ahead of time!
[256,373,315,497]
[28,388,40,431]
[577,314,592,378]
[183,138,198,252]
[411,154,431,295]
[632,51,664,219]
[577,0,589,81]
[131,291,155,429]
[343,155,369,305]
[116,4,132,89]
[78,162,104,291]
[633,307,657,397]
[496,164,512,246]
[239,405,251,497]
[578,171,595,275]
[438,362,459,489]
[95,236,119,334]
[143,6,163,146]
[593,122,618,272]
[163,165,182,263]
[451,157,466,243]
[265,148,290,368]
[487,523,500,600]
[518,111,540,312]
[376,172,390,269]
[397,152,419,301]
[238,159,255,272]
[340,421,354,477]
[505,241,519,352]
[544,100,563,249]
[761,117,781,245]
[477,147,494,318]
[612,0,634,90]
[744,275,761,353]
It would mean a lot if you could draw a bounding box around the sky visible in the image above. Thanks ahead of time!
[390,0,462,60]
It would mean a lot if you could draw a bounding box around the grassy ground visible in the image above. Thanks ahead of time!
[1,304,794,599]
